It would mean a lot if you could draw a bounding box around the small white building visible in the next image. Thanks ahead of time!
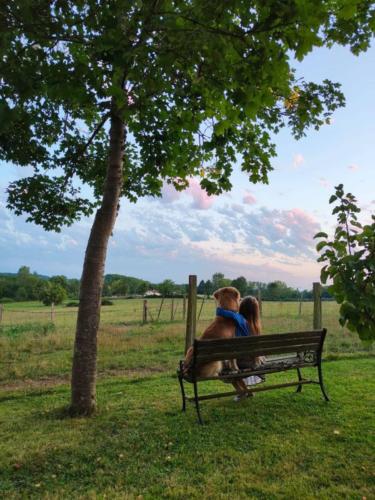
[144,289,162,297]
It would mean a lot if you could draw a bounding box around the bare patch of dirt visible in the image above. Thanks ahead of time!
[0,366,167,392]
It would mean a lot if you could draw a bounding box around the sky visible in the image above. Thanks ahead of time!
[0,45,374,288]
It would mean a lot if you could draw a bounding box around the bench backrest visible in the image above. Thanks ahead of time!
[193,329,326,366]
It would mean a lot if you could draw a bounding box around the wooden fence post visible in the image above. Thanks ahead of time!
[50,302,55,323]
[198,297,205,320]
[157,297,164,321]
[299,292,303,316]
[313,282,322,329]
[185,275,197,354]
[142,300,148,324]
[0,304,3,324]
[173,302,178,320]
[257,289,262,316]
[182,296,186,320]
[170,298,174,321]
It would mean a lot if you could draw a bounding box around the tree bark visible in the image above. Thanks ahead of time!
[70,103,124,416]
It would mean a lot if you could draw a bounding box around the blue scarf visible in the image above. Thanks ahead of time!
[216,308,250,337]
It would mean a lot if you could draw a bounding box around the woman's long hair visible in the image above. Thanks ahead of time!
[239,296,261,336]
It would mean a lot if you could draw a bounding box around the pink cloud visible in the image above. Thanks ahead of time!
[283,208,319,243]
[292,153,304,168]
[187,178,215,210]
[160,178,215,210]
[319,177,329,188]
[243,191,257,205]
[274,223,288,236]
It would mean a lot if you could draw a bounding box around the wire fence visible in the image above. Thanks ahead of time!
[0,298,372,385]
[0,298,316,329]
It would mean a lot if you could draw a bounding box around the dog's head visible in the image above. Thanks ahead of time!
[213,287,241,311]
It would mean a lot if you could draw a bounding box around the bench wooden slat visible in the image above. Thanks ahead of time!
[195,337,321,355]
[195,332,322,347]
[192,361,317,381]
[194,330,323,349]
[196,343,321,363]
[197,329,323,339]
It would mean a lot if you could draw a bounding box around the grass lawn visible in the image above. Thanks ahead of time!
[0,358,374,499]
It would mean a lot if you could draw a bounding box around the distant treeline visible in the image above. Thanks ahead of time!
[196,273,331,301]
[0,268,331,304]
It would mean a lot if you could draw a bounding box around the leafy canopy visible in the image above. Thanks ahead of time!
[1,1,374,230]
[39,281,67,306]
[315,185,375,342]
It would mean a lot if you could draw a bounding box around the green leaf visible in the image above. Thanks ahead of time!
[314,232,328,239]
[316,241,328,252]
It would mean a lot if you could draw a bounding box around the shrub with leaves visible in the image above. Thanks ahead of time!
[39,282,67,306]
[315,184,375,342]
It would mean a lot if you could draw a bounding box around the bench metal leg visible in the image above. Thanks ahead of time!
[296,367,303,393]
[317,362,330,402]
[193,381,203,425]
[178,373,186,412]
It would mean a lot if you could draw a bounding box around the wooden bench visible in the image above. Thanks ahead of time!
[177,329,329,424]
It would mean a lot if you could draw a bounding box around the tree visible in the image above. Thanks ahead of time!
[158,279,176,297]
[231,276,248,297]
[266,280,294,300]
[197,280,206,295]
[67,279,80,299]
[136,280,149,295]
[111,278,129,296]
[204,280,214,297]
[39,282,67,306]
[1,2,374,414]
[212,273,225,291]
[50,275,68,290]
[16,266,44,300]
[315,185,375,342]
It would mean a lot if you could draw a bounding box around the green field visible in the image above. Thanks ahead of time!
[0,299,374,498]
[0,299,372,383]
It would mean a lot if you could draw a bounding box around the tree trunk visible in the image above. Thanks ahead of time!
[70,104,124,416]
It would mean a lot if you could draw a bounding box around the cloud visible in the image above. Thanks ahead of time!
[292,153,304,168]
[0,193,322,287]
[348,163,360,172]
[187,178,215,210]
[160,178,215,210]
[112,201,322,287]
[319,177,329,188]
[0,202,87,276]
[56,235,79,250]
[243,191,257,205]
[161,183,181,203]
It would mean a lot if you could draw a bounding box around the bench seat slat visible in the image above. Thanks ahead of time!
[183,360,317,382]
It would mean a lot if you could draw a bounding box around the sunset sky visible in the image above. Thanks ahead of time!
[1,45,374,288]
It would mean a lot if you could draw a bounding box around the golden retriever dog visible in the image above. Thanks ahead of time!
[184,287,248,395]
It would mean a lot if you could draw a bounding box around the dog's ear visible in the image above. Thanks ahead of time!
[213,288,221,300]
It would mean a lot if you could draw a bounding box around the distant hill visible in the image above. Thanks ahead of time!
[0,272,49,280]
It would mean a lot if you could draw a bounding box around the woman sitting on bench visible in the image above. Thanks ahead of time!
[237,296,265,387]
